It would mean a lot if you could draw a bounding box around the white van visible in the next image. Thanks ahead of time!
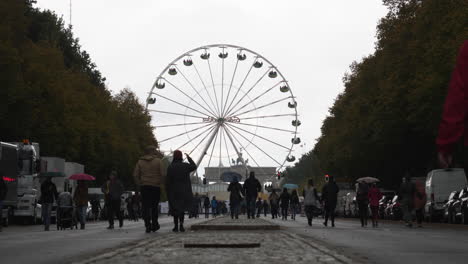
[425,169,467,221]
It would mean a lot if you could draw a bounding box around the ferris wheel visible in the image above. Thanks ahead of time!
[146,44,301,178]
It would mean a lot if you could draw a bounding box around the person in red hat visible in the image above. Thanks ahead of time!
[437,41,468,175]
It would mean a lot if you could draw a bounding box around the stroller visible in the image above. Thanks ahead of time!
[56,192,78,230]
[57,205,77,230]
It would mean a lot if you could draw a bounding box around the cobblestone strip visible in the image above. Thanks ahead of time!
[74,230,355,264]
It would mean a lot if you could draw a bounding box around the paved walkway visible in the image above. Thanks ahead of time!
[76,216,353,264]
[191,216,280,230]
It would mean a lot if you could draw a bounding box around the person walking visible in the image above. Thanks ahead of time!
[227,178,243,219]
[303,179,320,226]
[414,180,427,228]
[256,198,263,218]
[290,190,300,220]
[436,41,468,175]
[102,171,124,230]
[203,196,210,218]
[73,180,89,229]
[166,151,197,232]
[0,172,8,232]
[211,196,218,218]
[132,191,141,221]
[133,146,166,233]
[279,188,290,220]
[243,172,262,219]
[269,190,279,219]
[399,175,416,227]
[322,175,339,227]
[262,199,269,217]
[368,183,382,228]
[40,177,58,231]
[356,182,369,227]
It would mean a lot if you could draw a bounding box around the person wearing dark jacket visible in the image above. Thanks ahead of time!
[399,175,416,227]
[436,41,468,175]
[262,199,269,217]
[279,188,290,220]
[0,172,8,232]
[255,198,263,218]
[243,172,262,219]
[166,150,197,232]
[321,175,339,227]
[356,182,369,227]
[102,171,124,229]
[290,190,300,220]
[133,146,166,233]
[73,180,89,229]
[40,177,58,231]
[203,196,210,218]
[227,178,243,219]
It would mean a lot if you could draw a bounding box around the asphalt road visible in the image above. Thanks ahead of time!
[267,216,468,264]
[0,216,207,264]
[2,215,468,264]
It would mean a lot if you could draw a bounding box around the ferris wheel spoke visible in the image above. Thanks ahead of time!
[224,64,254,118]
[162,78,216,117]
[207,59,221,116]
[228,81,282,117]
[177,123,217,151]
[159,123,214,144]
[148,109,206,119]
[153,92,213,118]
[228,121,296,133]
[193,63,220,117]
[225,68,269,117]
[226,123,290,151]
[158,121,209,128]
[218,124,223,166]
[234,96,293,117]
[225,124,283,166]
[220,50,226,119]
[221,127,232,166]
[240,113,297,121]
[223,125,262,168]
[206,127,220,168]
[188,124,218,155]
[174,66,218,117]
[221,58,240,118]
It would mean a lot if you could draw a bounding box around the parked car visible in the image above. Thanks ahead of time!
[425,169,467,222]
[443,191,460,223]
[453,187,468,224]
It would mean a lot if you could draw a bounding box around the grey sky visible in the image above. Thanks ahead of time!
[34,0,388,176]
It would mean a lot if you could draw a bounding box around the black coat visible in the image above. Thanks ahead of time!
[243,177,262,198]
[228,182,243,205]
[166,157,197,214]
[279,192,290,208]
[40,180,58,203]
[321,181,339,207]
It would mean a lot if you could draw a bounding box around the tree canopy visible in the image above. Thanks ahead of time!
[285,0,468,189]
[0,0,157,188]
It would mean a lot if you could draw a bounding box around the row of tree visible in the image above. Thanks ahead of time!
[283,0,468,189]
[0,0,157,188]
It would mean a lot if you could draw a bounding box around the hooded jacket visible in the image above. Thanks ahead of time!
[133,154,166,187]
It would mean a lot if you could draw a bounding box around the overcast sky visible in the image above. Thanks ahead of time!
[34,0,388,175]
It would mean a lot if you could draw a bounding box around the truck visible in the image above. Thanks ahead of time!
[0,141,42,224]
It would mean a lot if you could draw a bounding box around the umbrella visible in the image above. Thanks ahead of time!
[283,183,299,189]
[356,177,380,184]
[38,172,65,178]
[69,173,95,181]
[220,171,242,182]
